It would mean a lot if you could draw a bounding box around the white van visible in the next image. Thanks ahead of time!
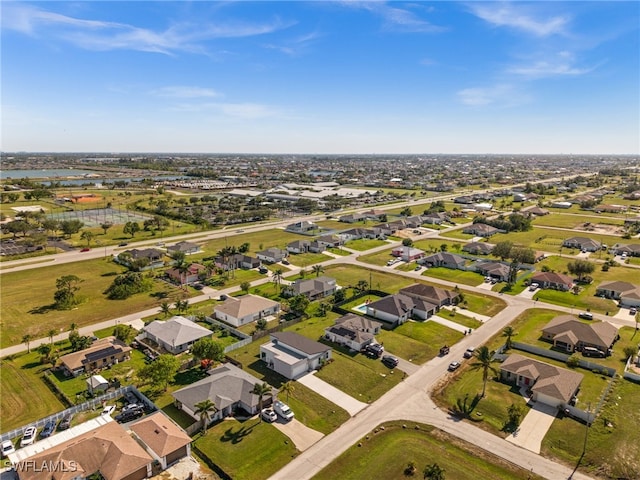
[273,401,294,421]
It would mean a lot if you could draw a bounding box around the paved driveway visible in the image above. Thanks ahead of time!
[297,372,368,416]
[506,401,558,453]
[272,418,324,452]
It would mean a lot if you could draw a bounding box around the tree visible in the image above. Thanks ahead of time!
[240,281,251,294]
[42,219,60,238]
[280,381,295,402]
[80,230,95,247]
[114,324,136,344]
[100,222,113,235]
[471,346,498,398]
[239,242,250,253]
[355,279,369,294]
[423,463,445,480]
[194,399,218,434]
[69,332,93,352]
[333,288,346,303]
[492,241,513,261]
[251,382,272,420]
[272,268,283,293]
[567,259,596,282]
[288,294,310,317]
[506,403,523,430]
[60,219,84,237]
[123,221,141,238]
[54,275,83,309]
[191,338,225,362]
[5,220,29,238]
[312,264,324,277]
[439,243,448,252]
[255,318,268,331]
[37,343,57,365]
[502,326,516,350]
[174,299,190,314]
[105,272,154,300]
[22,334,33,353]
[400,206,412,217]
[160,301,172,317]
[402,238,414,247]
[138,354,180,391]
[48,329,57,344]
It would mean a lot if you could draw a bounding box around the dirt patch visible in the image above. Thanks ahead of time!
[575,223,624,235]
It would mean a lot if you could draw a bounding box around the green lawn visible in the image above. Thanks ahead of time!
[322,264,415,292]
[421,267,484,286]
[326,247,350,256]
[440,309,483,329]
[194,418,299,480]
[542,378,640,479]
[533,213,624,229]
[287,252,333,267]
[437,229,475,240]
[0,258,192,348]
[357,249,397,266]
[344,239,389,251]
[395,321,464,350]
[313,421,544,480]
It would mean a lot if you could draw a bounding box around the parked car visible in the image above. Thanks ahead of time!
[40,420,56,438]
[282,259,290,265]
[630,308,637,315]
[529,283,539,291]
[382,355,399,368]
[414,265,421,271]
[1,440,15,457]
[439,345,450,356]
[261,408,278,423]
[273,401,294,421]
[258,266,269,274]
[20,426,37,447]
[193,283,204,290]
[122,403,144,413]
[578,312,593,320]
[80,247,90,252]
[363,343,384,358]
[448,361,461,372]
[115,409,144,423]
[101,405,116,416]
[57,414,73,431]
[118,242,128,247]
[463,347,476,359]
[582,347,606,358]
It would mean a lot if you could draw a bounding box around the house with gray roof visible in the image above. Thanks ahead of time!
[115,248,165,270]
[611,244,640,257]
[324,313,382,351]
[500,354,583,408]
[475,261,510,282]
[285,220,318,233]
[214,294,280,327]
[595,281,640,308]
[562,236,601,252]
[260,332,332,379]
[462,223,501,237]
[287,276,337,301]
[173,364,276,422]
[256,247,288,263]
[419,252,466,270]
[462,241,494,255]
[541,315,619,354]
[142,316,213,354]
[365,294,415,326]
[399,283,459,308]
[286,240,310,254]
[167,241,200,255]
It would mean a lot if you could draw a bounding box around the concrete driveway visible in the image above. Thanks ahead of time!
[506,401,558,453]
[297,372,368,416]
[272,418,324,452]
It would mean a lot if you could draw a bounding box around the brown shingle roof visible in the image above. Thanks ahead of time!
[130,412,191,458]
[542,316,618,350]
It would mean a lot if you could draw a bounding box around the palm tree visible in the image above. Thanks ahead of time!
[356,279,369,294]
[48,329,57,345]
[280,381,295,403]
[272,268,283,293]
[160,301,172,317]
[423,463,445,480]
[22,334,33,353]
[471,346,499,398]
[251,382,272,421]
[312,264,324,277]
[194,399,218,434]
[502,326,516,350]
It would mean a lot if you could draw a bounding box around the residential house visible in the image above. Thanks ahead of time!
[308,240,326,253]
[287,276,337,301]
[500,354,583,409]
[173,363,276,422]
[214,294,280,327]
[337,228,378,242]
[365,294,415,326]
[462,223,500,237]
[462,241,494,255]
[256,247,288,263]
[399,283,459,308]
[260,331,332,379]
[423,212,451,225]
[562,237,601,252]
[130,412,192,470]
[476,262,510,282]
[371,222,398,237]
[59,337,132,377]
[612,244,640,257]
[142,316,212,354]
[551,201,572,209]
[165,262,207,285]
[596,281,640,308]
[324,313,382,351]
[594,204,626,214]
[14,421,153,480]
[287,240,310,254]
[285,220,318,233]
[541,315,619,354]
[167,241,200,255]
[315,234,343,249]
[391,246,426,262]
[530,271,573,291]
[523,206,550,216]
[230,253,261,270]
[338,213,366,223]
[419,252,466,270]
[115,248,165,270]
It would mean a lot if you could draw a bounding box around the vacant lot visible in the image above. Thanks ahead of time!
[313,421,543,480]
[344,238,388,251]
[421,266,484,286]
[0,258,190,348]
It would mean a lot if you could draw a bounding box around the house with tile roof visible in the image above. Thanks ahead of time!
[142,316,213,354]
[500,354,583,408]
[260,332,332,379]
[541,315,619,354]
[214,294,280,327]
[324,313,382,351]
[165,262,207,285]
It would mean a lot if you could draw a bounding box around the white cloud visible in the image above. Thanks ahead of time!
[468,3,569,37]
[457,84,530,107]
[151,86,221,98]
[506,51,596,79]
[263,31,322,56]
[339,1,445,33]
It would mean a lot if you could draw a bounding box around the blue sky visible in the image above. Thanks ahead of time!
[2,1,639,154]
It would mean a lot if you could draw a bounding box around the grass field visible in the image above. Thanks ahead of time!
[322,264,415,292]
[194,418,299,480]
[421,266,484,286]
[312,421,544,480]
[533,213,624,229]
[0,258,192,348]
[286,252,333,267]
[344,238,389,251]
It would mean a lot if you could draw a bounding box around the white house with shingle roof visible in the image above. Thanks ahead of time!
[365,294,415,326]
[260,332,332,379]
[143,316,213,354]
[500,354,583,408]
[214,294,280,327]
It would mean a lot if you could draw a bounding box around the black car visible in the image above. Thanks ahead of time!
[364,343,384,358]
[58,414,73,431]
[40,420,56,438]
[382,355,399,368]
[115,409,144,423]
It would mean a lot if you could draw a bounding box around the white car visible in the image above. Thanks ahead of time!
[101,405,116,416]
[261,408,278,423]
[20,426,37,447]
[273,401,294,421]
[1,440,15,457]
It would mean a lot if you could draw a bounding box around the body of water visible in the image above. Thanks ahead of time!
[0,168,101,179]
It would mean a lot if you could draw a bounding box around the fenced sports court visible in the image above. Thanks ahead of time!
[45,208,151,227]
